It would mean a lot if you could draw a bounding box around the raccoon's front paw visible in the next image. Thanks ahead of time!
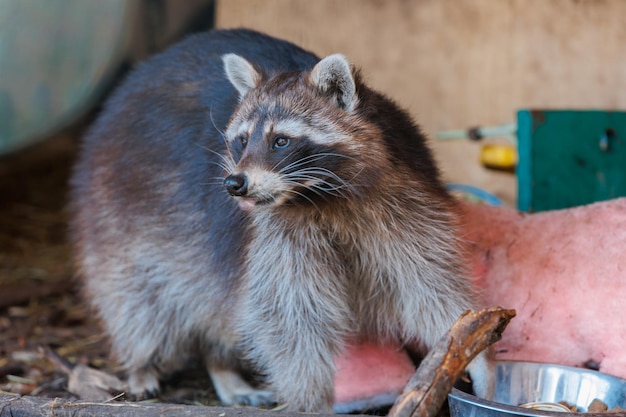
[127,367,160,400]
[209,368,276,408]
[232,389,276,408]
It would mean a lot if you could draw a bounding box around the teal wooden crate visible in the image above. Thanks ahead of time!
[517,110,626,212]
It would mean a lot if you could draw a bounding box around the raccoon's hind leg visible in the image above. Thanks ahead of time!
[124,352,188,398]
[208,366,275,407]
[466,350,495,399]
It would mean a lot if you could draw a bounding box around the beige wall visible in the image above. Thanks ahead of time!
[216,0,626,206]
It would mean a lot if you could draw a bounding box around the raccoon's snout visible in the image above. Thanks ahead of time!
[224,173,248,196]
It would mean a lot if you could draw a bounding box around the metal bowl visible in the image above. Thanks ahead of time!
[448,361,626,416]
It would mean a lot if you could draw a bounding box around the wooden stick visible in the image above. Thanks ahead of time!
[388,307,517,417]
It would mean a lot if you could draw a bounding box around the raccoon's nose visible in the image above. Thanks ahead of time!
[224,173,248,196]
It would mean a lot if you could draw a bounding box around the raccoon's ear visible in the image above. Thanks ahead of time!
[310,54,358,112]
[222,53,261,100]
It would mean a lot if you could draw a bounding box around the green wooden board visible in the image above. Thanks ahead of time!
[517,110,626,212]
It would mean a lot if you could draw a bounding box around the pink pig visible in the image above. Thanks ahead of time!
[333,198,626,411]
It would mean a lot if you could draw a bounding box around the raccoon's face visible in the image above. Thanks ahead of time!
[221,54,373,211]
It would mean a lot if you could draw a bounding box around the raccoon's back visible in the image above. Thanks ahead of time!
[69,29,319,297]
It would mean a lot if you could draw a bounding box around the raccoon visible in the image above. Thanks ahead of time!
[70,28,492,412]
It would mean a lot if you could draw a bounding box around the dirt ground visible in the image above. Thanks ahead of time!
[0,129,82,398]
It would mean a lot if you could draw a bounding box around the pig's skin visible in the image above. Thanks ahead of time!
[334,343,414,411]
[462,198,626,376]
[333,198,626,407]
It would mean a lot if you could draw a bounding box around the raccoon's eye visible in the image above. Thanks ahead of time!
[273,137,290,149]
[238,135,248,148]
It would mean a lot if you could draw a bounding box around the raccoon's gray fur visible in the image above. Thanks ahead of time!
[70,29,492,412]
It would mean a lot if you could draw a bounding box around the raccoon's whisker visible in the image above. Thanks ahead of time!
[311,181,351,194]
[286,174,350,195]
[283,172,338,187]
[218,147,237,172]
[282,178,332,200]
[198,109,235,167]
[206,109,237,171]
[331,166,366,192]
[209,176,227,184]
[199,178,228,187]
[284,175,352,198]
[278,152,354,174]
[209,107,227,140]
[288,168,354,191]
[218,155,235,173]
[278,155,322,173]
[315,152,359,162]
[309,184,351,199]
[283,175,350,200]
[282,152,353,170]
[302,165,367,192]
[282,185,323,214]
[285,180,324,213]
[205,159,232,173]
[307,152,358,162]
[197,145,235,172]
[272,150,299,171]
[292,168,347,183]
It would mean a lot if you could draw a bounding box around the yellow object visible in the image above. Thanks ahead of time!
[480,144,517,170]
